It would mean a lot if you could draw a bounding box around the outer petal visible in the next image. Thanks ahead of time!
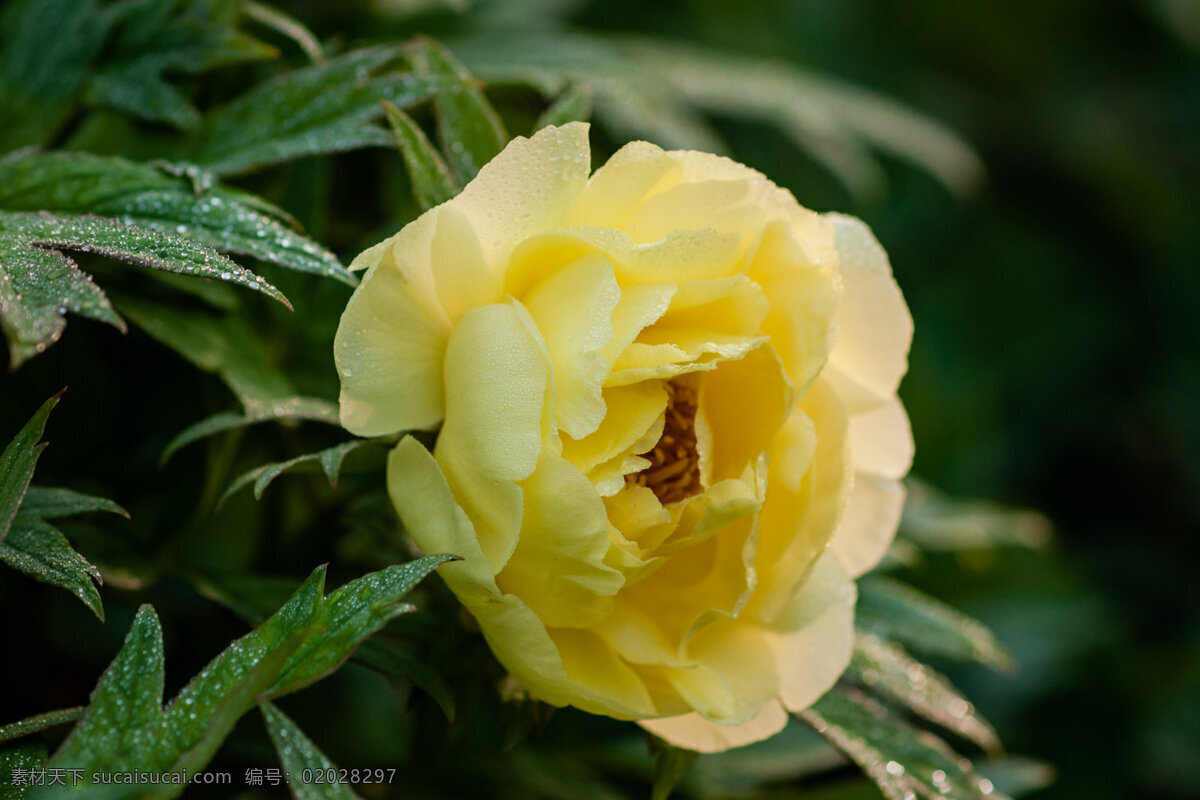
[829,473,906,578]
[387,437,572,707]
[765,551,856,712]
[335,229,449,435]
[824,213,913,414]
[639,699,788,753]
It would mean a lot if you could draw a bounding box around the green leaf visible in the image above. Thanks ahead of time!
[0,146,354,281]
[115,295,293,409]
[243,1,324,64]
[535,84,593,129]
[0,519,105,621]
[901,480,1052,552]
[411,37,508,184]
[197,46,448,175]
[260,702,361,800]
[0,212,290,307]
[15,488,127,521]
[218,439,380,507]
[0,0,111,150]
[0,708,84,745]
[849,633,1001,753]
[0,394,58,543]
[41,556,452,798]
[649,739,697,800]
[51,605,165,774]
[0,222,125,369]
[353,638,456,721]
[383,101,459,211]
[799,688,1008,800]
[857,576,1015,672]
[1,738,47,800]
[161,397,340,464]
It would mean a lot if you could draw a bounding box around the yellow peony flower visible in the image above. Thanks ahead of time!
[335,122,913,752]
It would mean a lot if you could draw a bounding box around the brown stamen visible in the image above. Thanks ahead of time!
[628,379,702,504]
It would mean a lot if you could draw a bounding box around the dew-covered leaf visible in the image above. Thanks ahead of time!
[901,480,1052,553]
[41,557,451,797]
[1,738,47,799]
[115,295,293,409]
[0,223,124,369]
[161,397,340,464]
[383,101,459,211]
[857,576,1015,672]
[975,757,1056,799]
[849,633,1001,753]
[0,519,105,620]
[0,394,58,542]
[0,707,84,745]
[219,439,380,507]
[799,688,1009,800]
[51,605,165,774]
[535,84,593,130]
[1,212,290,308]
[197,46,448,175]
[260,702,361,800]
[411,37,507,184]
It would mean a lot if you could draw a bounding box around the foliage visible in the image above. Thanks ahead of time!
[3,0,1190,798]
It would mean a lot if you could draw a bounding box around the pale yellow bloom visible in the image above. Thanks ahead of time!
[335,123,913,751]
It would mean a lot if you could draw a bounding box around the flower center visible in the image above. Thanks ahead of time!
[629,379,702,504]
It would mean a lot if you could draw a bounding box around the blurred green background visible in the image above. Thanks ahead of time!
[1,0,1198,798]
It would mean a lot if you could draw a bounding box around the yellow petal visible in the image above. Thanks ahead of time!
[848,395,914,480]
[829,472,906,577]
[571,141,681,228]
[451,121,592,273]
[698,344,792,485]
[497,452,625,628]
[639,700,788,753]
[435,301,552,572]
[766,551,855,712]
[747,378,851,625]
[523,254,621,439]
[335,233,449,435]
[745,219,839,392]
[386,437,572,707]
[562,381,668,478]
[430,205,500,321]
[824,213,913,413]
[551,627,658,719]
[674,620,780,723]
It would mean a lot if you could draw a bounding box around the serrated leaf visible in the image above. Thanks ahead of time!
[383,101,459,211]
[42,556,452,798]
[218,439,378,507]
[261,702,361,800]
[799,688,1009,800]
[0,394,58,543]
[411,37,508,184]
[536,84,593,129]
[197,46,448,175]
[1,212,290,308]
[1,738,47,800]
[849,633,1001,753]
[0,519,105,620]
[0,224,125,369]
[16,488,128,521]
[857,576,1014,672]
[0,708,84,745]
[162,397,340,463]
[52,605,165,773]
[115,295,293,409]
